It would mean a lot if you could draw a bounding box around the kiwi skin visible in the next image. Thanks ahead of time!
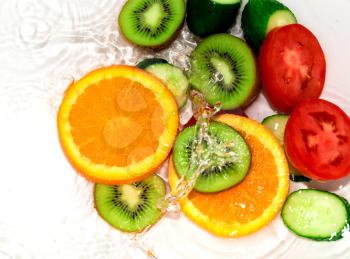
[222,44,261,110]
[93,175,166,233]
[117,1,185,50]
[229,37,261,109]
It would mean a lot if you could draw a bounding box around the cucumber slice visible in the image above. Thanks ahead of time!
[136,58,168,69]
[242,0,297,51]
[186,0,241,38]
[262,114,289,145]
[282,189,350,241]
[262,114,310,182]
[145,63,189,108]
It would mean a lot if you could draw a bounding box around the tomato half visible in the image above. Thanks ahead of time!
[259,24,326,113]
[285,99,350,180]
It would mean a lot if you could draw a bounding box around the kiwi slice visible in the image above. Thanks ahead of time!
[173,121,251,193]
[118,0,186,48]
[94,174,166,232]
[189,34,259,110]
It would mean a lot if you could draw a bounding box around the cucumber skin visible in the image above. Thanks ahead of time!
[282,189,350,241]
[242,0,296,52]
[339,196,350,236]
[136,58,168,69]
[289,172,311,182]
[262,114,288,122]
[186,0,241,38]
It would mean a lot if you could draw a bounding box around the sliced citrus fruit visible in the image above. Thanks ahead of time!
[58,65,178,184]
[168,114,289,237]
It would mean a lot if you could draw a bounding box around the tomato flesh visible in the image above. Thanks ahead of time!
[285,99,350,180]
[259,24,326,113]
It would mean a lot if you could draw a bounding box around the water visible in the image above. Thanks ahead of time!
[158,92,223,211]
[130,91,225,258]
[1,0,350,258]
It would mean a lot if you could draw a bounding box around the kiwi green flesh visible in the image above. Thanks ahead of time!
[146,63,189,108]
[173,121,251,193]
[189,34,258,110]
[94,174,166,232]
[118,0,185,47]
[136,58,168,69]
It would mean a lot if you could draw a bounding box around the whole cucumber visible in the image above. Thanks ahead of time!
[187,0,241,38]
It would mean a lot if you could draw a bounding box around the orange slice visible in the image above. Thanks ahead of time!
[58,65,178,184]
[168,114,289,237]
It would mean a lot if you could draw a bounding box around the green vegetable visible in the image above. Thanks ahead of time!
[282,189,350,241]
[137,59,189,109]
[136,58,168,69]
[262,114,288,145]
[262,114,310,182]
[186,0,241,38]
[242,0,297,51]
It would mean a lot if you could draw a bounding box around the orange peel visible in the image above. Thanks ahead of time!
[168,114,289,237]
[58,65,178,184]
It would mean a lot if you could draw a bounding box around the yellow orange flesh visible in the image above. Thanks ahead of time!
[168,114,289,237]
[58,65,178,184]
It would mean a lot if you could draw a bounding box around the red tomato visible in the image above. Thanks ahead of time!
[285,99,350,180]
[259,24,326,113]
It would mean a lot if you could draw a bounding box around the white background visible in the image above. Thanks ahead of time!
[0,0,349,258]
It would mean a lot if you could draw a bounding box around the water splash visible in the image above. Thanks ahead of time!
[121,91,227,258]
[157,91,223,212]
[128,91,242,258]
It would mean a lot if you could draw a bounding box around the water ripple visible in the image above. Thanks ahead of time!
[0,0,349,258]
